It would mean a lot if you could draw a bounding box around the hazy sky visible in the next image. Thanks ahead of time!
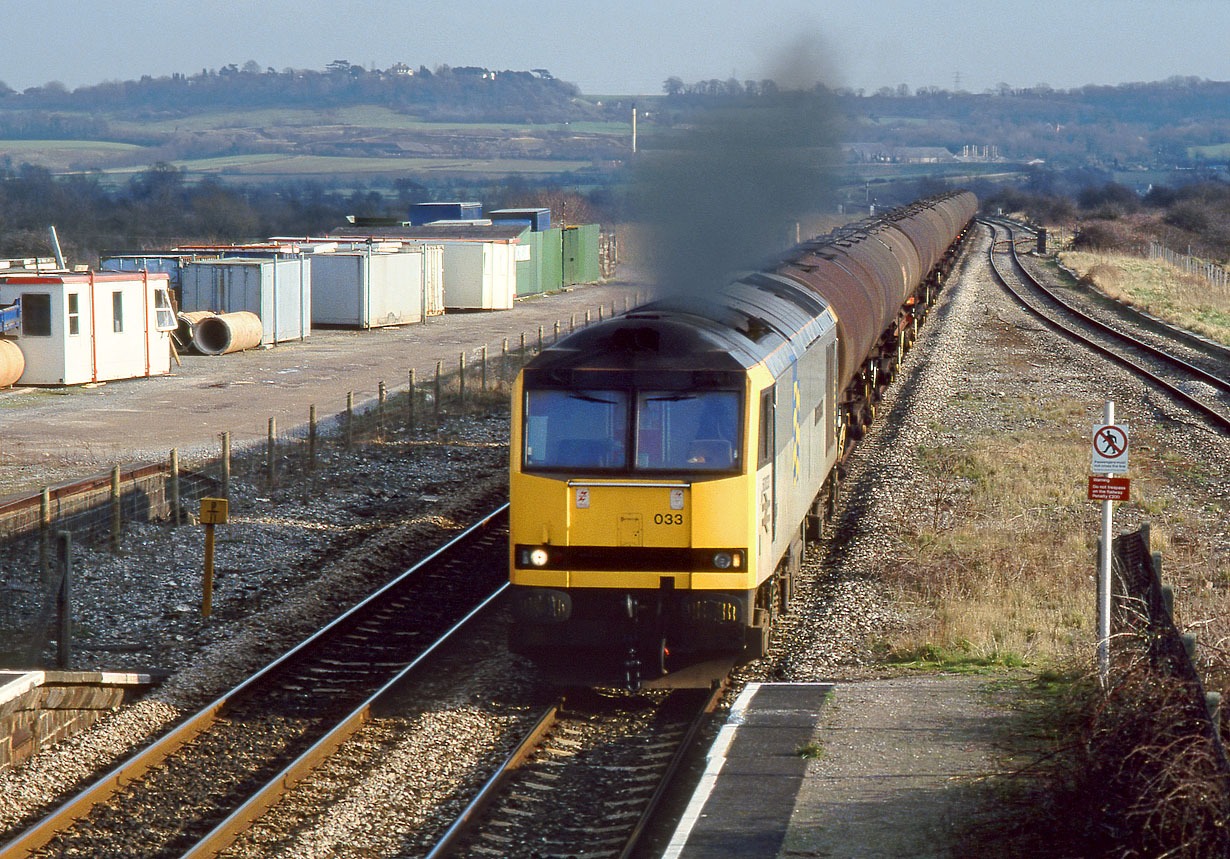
[5,1,1229,96]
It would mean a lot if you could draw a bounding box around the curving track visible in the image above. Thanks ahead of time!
[426,685,723,859]
[0,506,509,859]
[983,219,1230,433]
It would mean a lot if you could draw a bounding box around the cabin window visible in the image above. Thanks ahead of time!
[112,291,124,333]
[153,288,176,331]
[758,389,775,468]
[523,389,629,470]
[21,293,51,336]
[635,391,740,472]
[67,293,80,336]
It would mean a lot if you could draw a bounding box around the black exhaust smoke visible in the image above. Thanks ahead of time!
[633,33,843,298]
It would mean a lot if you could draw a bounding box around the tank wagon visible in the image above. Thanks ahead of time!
[508,191,978,688]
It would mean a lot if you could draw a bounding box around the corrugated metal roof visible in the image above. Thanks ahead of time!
[330,224,526,242]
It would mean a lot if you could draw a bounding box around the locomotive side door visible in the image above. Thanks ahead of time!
[757,384,776,565]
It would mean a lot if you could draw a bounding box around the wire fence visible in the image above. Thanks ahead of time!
[1112,523,1229,768]
[0,292,644,668]
[1147,241,1230,289]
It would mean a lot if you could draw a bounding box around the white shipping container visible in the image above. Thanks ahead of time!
[181,258,311,344]
[438,241,516,310]
[311,250,425,328]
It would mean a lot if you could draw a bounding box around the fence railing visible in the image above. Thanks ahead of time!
[1147,241,1229,288]
[0,291,645,668]
[1112,523,1228,763]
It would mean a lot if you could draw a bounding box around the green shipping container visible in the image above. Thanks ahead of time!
[540,228,563,293]
[563,224,601,285]
[514,227,544,296]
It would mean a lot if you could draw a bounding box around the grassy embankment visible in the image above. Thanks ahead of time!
[1059,250,1230,346]
[876,249,1227,672]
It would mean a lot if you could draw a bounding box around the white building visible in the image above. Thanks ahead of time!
[0,271,176,385]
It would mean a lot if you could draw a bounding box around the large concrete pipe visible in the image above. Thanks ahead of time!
[176,311,216,351]
[193,311,263,355]
[0,339,25,387]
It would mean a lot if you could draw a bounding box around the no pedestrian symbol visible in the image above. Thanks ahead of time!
[1091,424,1129,474]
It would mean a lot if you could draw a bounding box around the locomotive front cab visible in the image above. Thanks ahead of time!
[509,359,763,684]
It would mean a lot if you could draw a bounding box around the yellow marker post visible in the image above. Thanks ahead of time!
[200,497,229,618]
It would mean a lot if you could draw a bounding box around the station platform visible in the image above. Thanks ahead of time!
[661,676,1006,858]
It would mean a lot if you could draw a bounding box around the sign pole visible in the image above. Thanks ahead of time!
[1098,401,1115,687]
[200,497,229,619]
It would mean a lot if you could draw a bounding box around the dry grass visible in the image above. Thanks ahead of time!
[1059,250,1230,345]
[885,423,1094,666]
[882,394,1227,671]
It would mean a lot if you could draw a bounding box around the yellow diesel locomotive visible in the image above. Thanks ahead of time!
[509,192,978,688]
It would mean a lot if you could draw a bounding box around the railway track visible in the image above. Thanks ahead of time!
[426,684,723,859]
[0,505,510,859]
[982,219,1230,433]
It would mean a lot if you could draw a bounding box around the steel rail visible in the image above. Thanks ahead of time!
[981,220,1230,434]
[423,702,563,859]
[0,503,510,859]
[424,683,725,859]
[616,680,726,859]
[182,582,510,858]
[989,218,1230,393]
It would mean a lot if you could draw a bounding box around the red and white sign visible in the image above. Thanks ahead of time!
[1091,423,1129,474]
[575,487,590,509]
[1088,475,1131,501]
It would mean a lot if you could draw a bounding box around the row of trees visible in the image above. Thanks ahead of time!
[0,63,588,124]
[983,175,1230,260]
[658,76,1230,170]
[0,162,605,265]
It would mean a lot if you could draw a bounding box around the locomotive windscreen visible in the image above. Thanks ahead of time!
[522,387,742,474]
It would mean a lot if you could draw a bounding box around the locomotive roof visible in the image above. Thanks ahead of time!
[524,274,833,381]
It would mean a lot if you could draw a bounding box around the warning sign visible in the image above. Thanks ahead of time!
[1091,423,1129,474]
[200,497,229,524]
[1088,475,1130,501]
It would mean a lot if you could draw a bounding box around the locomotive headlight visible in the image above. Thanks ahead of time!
[529,548,550,567]
[712,552,733,570]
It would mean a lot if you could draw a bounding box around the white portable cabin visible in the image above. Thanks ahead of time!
[180,257,311,344]
[436,240,516,310]
[330,225,519,311]
[0,271,175,385]
[309,245,445,327]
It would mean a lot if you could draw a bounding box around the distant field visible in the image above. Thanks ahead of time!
[97,105,633,136]
[0,139,146,171]
[1189,143,1230,160]
[95,153,595,181]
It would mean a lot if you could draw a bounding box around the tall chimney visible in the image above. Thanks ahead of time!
[632,106,637,154]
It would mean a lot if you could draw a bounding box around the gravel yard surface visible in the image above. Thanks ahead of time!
[1,230,1226,856]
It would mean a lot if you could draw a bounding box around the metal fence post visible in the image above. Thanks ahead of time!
[408,369,416,433]
[267,418,277,490]
[56,532,72,669]
[378,380,387,439]
[110,466,121,552]
[221,432,231,500]
[346,391,354,448]
[308,405,317,470]
[169,448,180,525]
